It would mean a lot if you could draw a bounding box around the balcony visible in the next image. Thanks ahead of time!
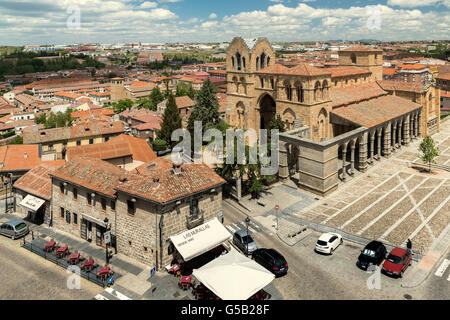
[186,212,204,230]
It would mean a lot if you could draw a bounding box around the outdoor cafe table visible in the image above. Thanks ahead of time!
[45,241,55,248]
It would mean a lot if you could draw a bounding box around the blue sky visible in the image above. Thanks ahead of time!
[0,0,449,45]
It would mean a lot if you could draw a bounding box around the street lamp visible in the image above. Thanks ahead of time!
[245,216,250,256]
[104,217,110,264]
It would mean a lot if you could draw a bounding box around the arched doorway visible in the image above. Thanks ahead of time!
[259,94,276,130]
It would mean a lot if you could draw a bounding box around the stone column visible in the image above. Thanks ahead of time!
[417,111,422,139]
[377,129,382,160]
[278,141,289,180]
[410,115,415,140]
[384,123,392,158]
[404,115,410,146]
[398,120,403,148]
[350,142,355,176]
[392,122,397,152]
[369,132,375,164]
[342,144,347,181]
[358,133,368,173]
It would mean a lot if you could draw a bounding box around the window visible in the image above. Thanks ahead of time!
[48,144,53,150]
[190,199,199,218]
[76,140,81,146]
[260,77,264,88]
[127,200,135,215]
[60,183,64,194]
[87,193,92,205]
[101,198,107,211]
[60,207,64,218]
[73,213,78,225]
[111,200,116,211]
[89,138,94,145]
[271,78,274,89]
[66,210,71,224]
[105,137,110,142]
[351,53,356,64]
[73,188,77,200]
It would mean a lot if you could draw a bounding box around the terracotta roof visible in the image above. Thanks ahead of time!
[0,123,14,131]
[383,68,398,76]
[441,90,450,98]
[49,157,132,198]
[66,134,156,163]
[377,80,426,93]
[331,95,422,128]
[0,97,13,109]
[117,161,226,204]
[175,96,195,109]
[13,161,65,200]
[0,145,42,172]
[331,82,388,108]
[54,91,84,100]
[71,109,114,119]
[398,64,427,70]
[325,66,371,78]
[23,121,125,144]
[436,73,450,81]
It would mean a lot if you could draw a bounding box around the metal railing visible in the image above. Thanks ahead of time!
[21,231,119,287]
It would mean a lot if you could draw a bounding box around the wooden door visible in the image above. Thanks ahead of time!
[80,219,87,240]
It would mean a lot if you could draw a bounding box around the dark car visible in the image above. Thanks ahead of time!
[356,241,387,270]
[252,248,288,276]
[381,248,412,278]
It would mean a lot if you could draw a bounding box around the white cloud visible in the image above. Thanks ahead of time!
[139,2,158,9]
[209,13,217,19]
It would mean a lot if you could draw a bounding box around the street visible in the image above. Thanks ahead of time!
[223,200,449,300]
[0,235,103,300]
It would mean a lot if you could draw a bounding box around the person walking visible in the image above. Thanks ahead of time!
[407,239,412,255]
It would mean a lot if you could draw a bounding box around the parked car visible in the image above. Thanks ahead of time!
[381,248,412,278]
[315,232,343,255]
[356,241,387,270]
[233,230,257,254]
[252,248,288,276]
[0,219,29,240]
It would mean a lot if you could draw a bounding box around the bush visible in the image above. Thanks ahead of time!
[152,139,168,152]
[1,130,15,139]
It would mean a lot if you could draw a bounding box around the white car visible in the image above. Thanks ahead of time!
[315,232,343,254]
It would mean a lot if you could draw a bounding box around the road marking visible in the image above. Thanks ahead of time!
[435,259,450,278]
[94,294,109,300]
[105,287,132,300]
[226,224,237,233]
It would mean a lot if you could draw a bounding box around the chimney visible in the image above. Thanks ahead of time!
[24,152,28,159]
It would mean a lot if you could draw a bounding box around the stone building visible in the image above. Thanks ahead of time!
[48,157,225,268]
[225,37,440,196]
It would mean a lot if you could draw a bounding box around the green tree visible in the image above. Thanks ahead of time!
[112,99,133,114]
[157,94,182,148]
[187,78,220,134]
[149,86,165,109]
[419,136,439,173]
[176,82,197,100]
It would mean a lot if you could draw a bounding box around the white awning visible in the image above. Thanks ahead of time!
[169,218,232,262]
[19,194,45,212]
[192,247,275,300]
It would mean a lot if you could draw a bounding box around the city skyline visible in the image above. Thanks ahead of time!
[0,0,449,46]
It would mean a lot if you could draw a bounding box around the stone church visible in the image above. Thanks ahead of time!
[225,37,440,196]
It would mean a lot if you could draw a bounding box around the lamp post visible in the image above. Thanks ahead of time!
[245,216,250,256]
[104,217,110,264]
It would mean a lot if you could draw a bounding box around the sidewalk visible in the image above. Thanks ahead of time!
[0,212,152,297]
[401,223,450,288]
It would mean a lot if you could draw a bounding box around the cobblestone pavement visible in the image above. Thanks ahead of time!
[296,119,450,256]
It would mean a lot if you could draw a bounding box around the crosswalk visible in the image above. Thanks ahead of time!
[225,220,263,235]
[94,286,138,300]
[434,259,450,282]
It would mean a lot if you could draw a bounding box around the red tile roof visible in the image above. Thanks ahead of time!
[377,80,426,93]
[331,82,388,108]
[383,68,398,76]
[255,63,330,77]
[436,73,450,81]
[331,95,422,128]
[66,134,156,163]
[339,46,382,52]
[325,66,371,78]
[117,161,226,204]
[49,157,132,198]
[13,161,65,200]
[0,145,42,172]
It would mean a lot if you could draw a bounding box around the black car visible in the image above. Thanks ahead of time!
[252,248,288,276]
[356,241,387,270]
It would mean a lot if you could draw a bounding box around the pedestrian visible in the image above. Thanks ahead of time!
[407,239,412,254]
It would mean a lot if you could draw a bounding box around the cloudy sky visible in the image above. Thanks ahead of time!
[0,0,449,45]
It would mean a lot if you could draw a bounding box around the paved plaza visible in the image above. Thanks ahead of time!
[296,119,450,255]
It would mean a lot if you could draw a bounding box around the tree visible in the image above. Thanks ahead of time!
[176,82,197,100]
[419,136,439,173]
[157,94,182,148]
[112,99,133,114]
[187,78,220,134]
[149,86,165,109]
